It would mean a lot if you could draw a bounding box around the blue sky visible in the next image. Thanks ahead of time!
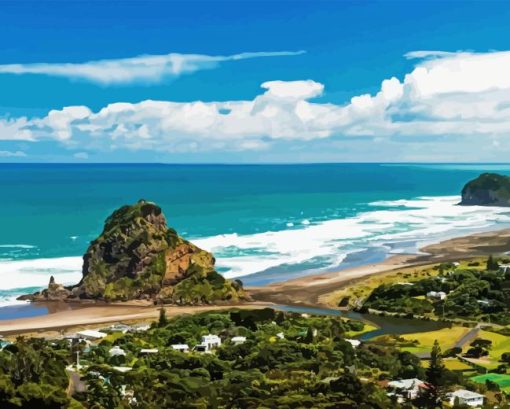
[2,1,510,163]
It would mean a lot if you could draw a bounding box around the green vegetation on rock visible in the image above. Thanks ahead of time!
[67,200,246,304]
[461,173,510,206]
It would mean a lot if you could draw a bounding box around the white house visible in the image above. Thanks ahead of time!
[76,330,107,340]
[276,332,285,340]
[171,344,189,352]
[426,291,447,301]
[447,389,484,407]
[140,348,159,354]
[109,346,126,357]
[387,378,427,400]
[200,334,221,351]
[231,336,247,345]
[108,324,132,333]
[112,366,132,373]
[499,264,510,273]
[345,339,361,348]
[130,324,151,333]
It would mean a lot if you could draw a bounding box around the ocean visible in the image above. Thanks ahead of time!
[2,163,510,308]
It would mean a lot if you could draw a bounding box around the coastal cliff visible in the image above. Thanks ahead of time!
[22,200,246,304]
[460,173,510,206]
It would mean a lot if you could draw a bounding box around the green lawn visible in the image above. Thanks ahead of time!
[400,327,470,353]
[476,330,510,362]
[345,322,378,338]
[471,373,510,393]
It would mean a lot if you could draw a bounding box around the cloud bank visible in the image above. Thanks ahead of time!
[2,50,510,156]
[0,50,305,85]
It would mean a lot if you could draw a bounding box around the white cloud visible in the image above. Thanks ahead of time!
[73,152,89,160]
[0,117,34,141]
[5,50,510,158]
[0,150,26,157]
[0,50,305,85]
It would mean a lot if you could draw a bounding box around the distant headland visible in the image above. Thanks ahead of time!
[461,173,510,206]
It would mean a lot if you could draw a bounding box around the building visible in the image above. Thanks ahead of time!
[107,324,132,333]
[276,332,285,340]
[109,346,126,357]
[231,336,247,345]
[129,324,151,333]
[140,348,159,354]
[171,344,189,352]
[426,291,447,301]
[200,334,221,351]
[499,264,510,273]
[387,378,427,400]
[76,330,107,340]
[447,389,484,407]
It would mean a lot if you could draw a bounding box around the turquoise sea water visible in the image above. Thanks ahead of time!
[1,163,510,307]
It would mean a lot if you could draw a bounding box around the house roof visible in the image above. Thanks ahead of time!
[449,389,484,399]
[77,330,107,339]
[388,378,425,390]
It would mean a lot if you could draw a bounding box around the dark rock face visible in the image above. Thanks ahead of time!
[461,173,510,206]
[20,200,246,304]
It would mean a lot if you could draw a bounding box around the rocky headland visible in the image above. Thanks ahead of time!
[20,200,246,305]
[460,172,510,206]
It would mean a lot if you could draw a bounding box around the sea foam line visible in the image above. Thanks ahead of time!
[194,196,510,279]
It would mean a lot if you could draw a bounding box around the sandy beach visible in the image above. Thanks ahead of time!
[1,227,510,337]
[249,228,510,307]
[0,302,271,338]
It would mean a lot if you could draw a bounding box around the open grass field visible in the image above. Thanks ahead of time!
[476,330,510,362]
[400,326,470,353]
[471,373,510,393]
[345,322,378,338]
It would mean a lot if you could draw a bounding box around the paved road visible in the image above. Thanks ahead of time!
[454,325,481,349]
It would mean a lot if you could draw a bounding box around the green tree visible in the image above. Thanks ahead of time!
[158,307,168,327]
[487,255,499,271]
[424,340,446,408]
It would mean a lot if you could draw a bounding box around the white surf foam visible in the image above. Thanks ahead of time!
[194,196,510,279]
[0,256,82,290]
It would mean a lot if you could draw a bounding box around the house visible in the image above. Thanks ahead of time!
[276,332,285,340]
[107,324,132,334]
[426,291,447,301]
[140,348,159,354]
[447,389,484,407]
[345,339,361,348]
[231,336,247,345]
[387,378,427,400]
[109,346,126,357]
[499,264,510,273]
[452,262,460,267]
[129,324,151,333]
[171,344,189,352]
[200,334,222,350]
[64,334,89,345]
[76,330,107,340]
[112,366,132,373]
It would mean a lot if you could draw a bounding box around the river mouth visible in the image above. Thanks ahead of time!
[274,304,450,340]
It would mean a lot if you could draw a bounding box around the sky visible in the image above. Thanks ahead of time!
[2,1,510,163]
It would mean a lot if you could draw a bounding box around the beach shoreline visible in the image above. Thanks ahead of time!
[248,227,510,307]
[1,227,510,337]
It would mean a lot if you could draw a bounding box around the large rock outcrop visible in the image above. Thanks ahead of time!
[22,200,246,304]
[460,173,510,206]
